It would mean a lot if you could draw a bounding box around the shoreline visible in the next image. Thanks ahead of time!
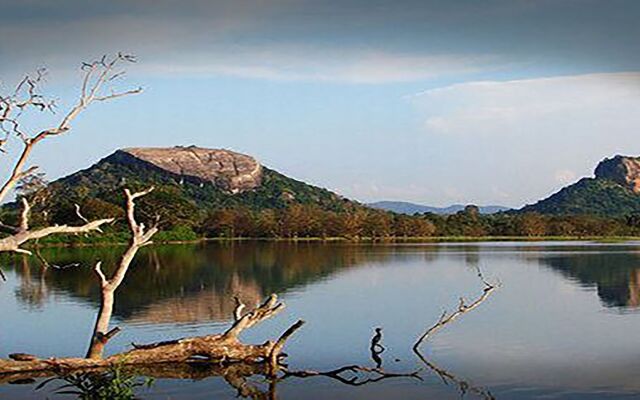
[21,235,640,249]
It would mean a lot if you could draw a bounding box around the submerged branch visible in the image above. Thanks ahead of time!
[413,266,500,399]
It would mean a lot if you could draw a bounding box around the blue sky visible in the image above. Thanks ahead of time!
[1,0,639,207]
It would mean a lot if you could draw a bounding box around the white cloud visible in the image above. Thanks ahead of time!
[141,47,497,84]
[412,72,640,135]
[407,72,640,207]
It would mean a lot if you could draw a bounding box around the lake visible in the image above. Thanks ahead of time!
[2,241,640,399]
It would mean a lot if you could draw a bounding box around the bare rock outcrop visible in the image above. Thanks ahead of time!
[121,146,262,193]
[595,155,640,193]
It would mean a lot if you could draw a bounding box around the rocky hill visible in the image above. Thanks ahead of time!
[521,155,640,216]
[121,147,262,194]
[39,146,362,229]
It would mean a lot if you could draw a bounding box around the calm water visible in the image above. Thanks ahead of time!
[2,241,640,399]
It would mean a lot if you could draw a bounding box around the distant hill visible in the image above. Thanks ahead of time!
[368,201,510,215]
[520,155,640,216]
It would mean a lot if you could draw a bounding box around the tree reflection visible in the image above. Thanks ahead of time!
[540,251,640,309]
[0,243,498,400]
[5,242,404,323]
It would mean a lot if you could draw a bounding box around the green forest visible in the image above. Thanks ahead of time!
[5,149,640,243]
[6,198,640,242]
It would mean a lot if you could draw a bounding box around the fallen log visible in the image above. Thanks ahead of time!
[0,294,304,379]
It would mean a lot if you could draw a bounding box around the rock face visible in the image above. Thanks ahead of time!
[122,146,262,194]
[594,155,640,193]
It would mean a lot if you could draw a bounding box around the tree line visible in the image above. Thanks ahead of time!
[198,205,640,239]
[7,180,640,241]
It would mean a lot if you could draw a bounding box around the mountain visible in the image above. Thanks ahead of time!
[368,201,510,215]
[41,146,363,225]
[520,155,640,216]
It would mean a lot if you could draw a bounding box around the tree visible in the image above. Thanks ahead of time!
[255,209,279,237]
[0,54,141,267]
[87,188,158,359]
[202,209,237,237]
[517,213,548,237]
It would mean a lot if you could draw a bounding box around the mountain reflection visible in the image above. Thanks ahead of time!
[8,242,640,325]
[538,250,640,309]
[6,242,420,324]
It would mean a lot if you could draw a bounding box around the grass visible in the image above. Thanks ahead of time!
[19,234,640,249]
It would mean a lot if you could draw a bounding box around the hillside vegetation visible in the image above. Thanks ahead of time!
[6,149,640,242]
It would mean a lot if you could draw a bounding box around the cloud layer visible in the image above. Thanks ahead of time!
[414,72,640,135]
[2,0,640,83]
[2,1,640,207]
[408,72,640,205]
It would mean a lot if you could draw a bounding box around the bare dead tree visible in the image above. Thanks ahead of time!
[86,188,159,359]
[413,267,497,353]
[413,266,499,399]
[0,263,500,400]
[0,54,141,277]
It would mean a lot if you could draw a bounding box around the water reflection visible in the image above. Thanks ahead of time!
[4,242,640,399]
[5,242,394,323]
[539,251,640,309]
[14,256,49,310]
[6,242,640,325]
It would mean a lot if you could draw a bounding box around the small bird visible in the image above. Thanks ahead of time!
[370,327,385,352]
[370,327,385,368]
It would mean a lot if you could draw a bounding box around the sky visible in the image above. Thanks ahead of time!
[1,0,639,208]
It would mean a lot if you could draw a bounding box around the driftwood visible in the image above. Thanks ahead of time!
[1,256,499,400]
[0,294,305,378]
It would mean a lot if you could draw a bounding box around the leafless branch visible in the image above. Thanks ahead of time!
[412,266,499,400]
[74,204,90,225]
[93,87,143,102]
[19,198,30,232]
[0,54,141,270]
[93,262,108,287]
[413,269,498,353]
[0,53,141,205]
[223,294,286,339]
[0,217,115,255]
[0,221,19,234]
[86,187,158,359]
